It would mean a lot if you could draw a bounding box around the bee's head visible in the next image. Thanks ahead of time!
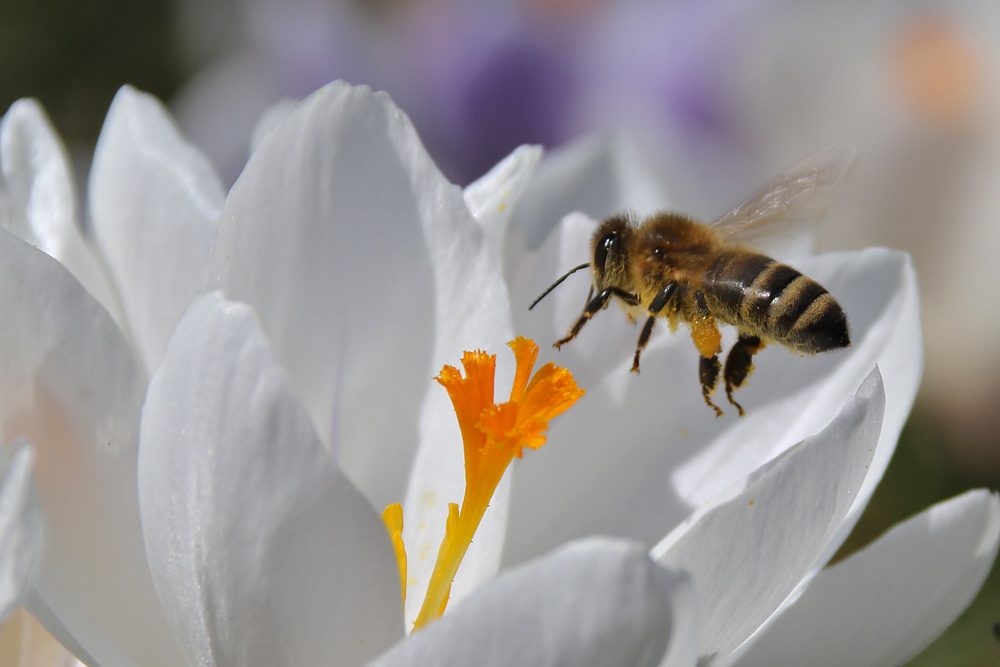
[527,213,633,312]
[591,214,631,289]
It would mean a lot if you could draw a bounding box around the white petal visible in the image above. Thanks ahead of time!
[139,292,402,667]
[736,490,1000,667]
[652,369,885,664]
[204,81,516,621]
[0,99,123,326]
[0,605,88,667]
[0,229,178,666]
[89,85,225,375]
[502,248,919,567]
[463,144,542,265]
[249,98,299,155]
[368,538,697,667]
[0,100,76,256]
[205,80,511,507]
[506,134,673,253]
[0,442,41,621]
[21,590,98,666]
[171,53,279,185]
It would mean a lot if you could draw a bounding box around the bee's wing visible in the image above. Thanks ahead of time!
[710,144,856,242]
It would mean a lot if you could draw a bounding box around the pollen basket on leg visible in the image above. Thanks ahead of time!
[691,315,723,359]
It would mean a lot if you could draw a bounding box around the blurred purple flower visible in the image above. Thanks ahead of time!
[173,0,771,185]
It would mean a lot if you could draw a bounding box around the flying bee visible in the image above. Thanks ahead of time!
[529,145,854,417]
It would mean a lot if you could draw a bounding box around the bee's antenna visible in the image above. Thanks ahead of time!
[528,262,591,310]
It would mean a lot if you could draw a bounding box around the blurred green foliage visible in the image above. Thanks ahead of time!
[840,402,1000,666]
[0,0,180,149]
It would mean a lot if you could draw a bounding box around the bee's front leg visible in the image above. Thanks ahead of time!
[555,287,639,349]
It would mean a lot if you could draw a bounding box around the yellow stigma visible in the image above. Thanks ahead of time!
[381,503,406,609]
[387,337,583,630]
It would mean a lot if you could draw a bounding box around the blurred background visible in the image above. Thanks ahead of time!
[1,0,998,663]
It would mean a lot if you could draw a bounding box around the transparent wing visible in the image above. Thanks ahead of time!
[711,144,856,242]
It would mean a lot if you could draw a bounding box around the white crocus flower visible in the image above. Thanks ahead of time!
[0,80,995,667]
[0,80,691,666]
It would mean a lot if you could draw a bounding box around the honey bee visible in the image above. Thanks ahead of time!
[529,145,854,417]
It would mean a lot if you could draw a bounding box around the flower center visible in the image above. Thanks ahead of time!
[384,337,583,629]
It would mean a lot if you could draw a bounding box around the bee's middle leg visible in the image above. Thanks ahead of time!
[555,287,639,349]
[723,335,764,417]
[631,282,678,372]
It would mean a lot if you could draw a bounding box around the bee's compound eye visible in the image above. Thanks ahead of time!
[594,231,619,272]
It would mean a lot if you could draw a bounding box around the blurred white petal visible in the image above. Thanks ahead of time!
[507,134,673,253]
[0,442,40,622]
[249,97,298,154]
[0,228,176,666]
[172,52,278,184]
[0,607,86,667]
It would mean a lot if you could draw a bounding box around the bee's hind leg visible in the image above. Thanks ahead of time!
[723,335,764,417]
[699,355,725,417]
[687,289,724,416]
[631,282,678,372]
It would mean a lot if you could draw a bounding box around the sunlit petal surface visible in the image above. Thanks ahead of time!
[738,490,1000,667]
[89,85,224,375]
[463,144,542,266]
[370,538,697,667]
[0,100,122,328]
[139,292,401,666]
[654,370,883,664]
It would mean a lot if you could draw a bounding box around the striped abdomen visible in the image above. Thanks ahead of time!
[703,250,849,353]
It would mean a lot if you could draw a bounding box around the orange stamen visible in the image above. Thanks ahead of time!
[405,337,584,629]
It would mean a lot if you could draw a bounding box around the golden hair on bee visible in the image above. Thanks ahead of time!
[530,145,855,417]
